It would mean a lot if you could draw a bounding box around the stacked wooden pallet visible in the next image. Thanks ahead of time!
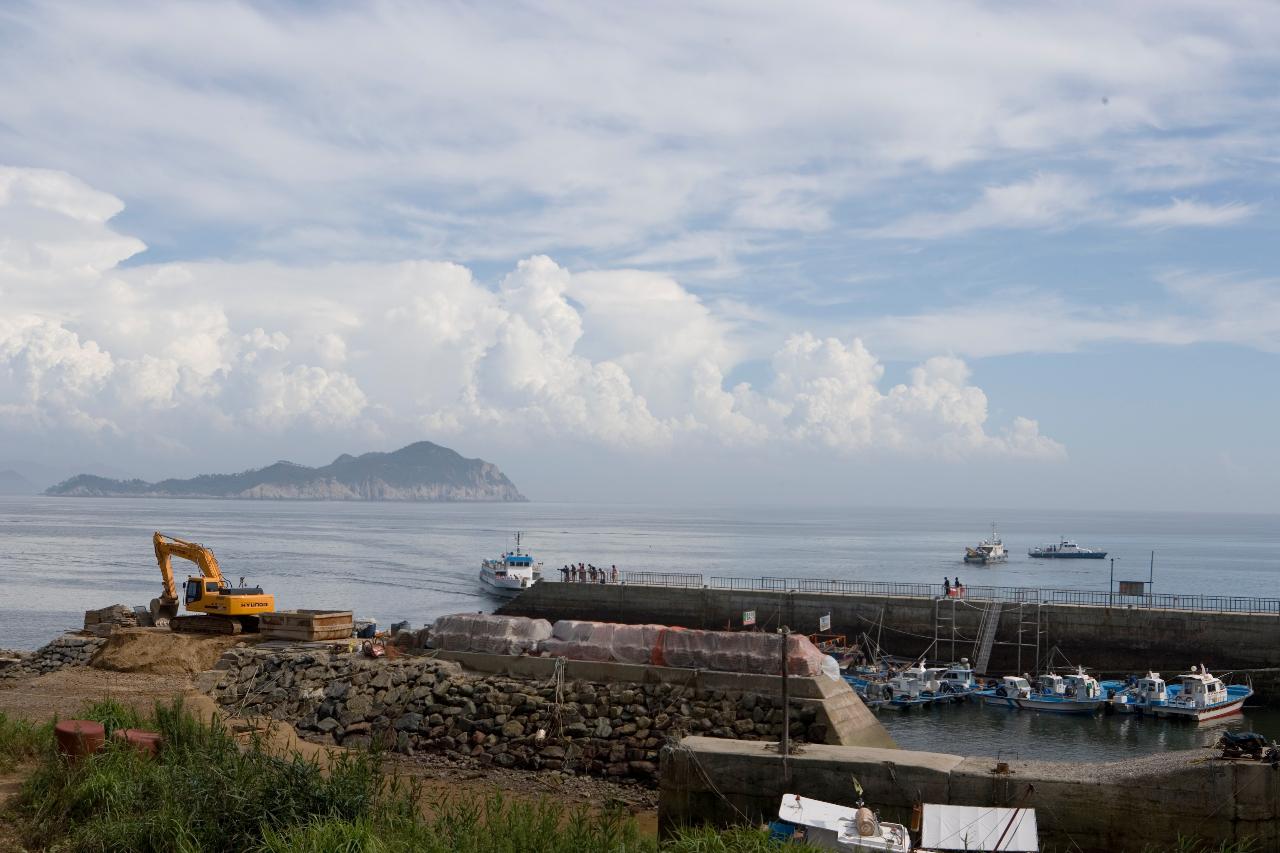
[260,610,353,641]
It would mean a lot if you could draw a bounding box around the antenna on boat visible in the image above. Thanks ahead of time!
[514,531,522,555]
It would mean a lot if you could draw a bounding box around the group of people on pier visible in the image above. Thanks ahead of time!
[943,576,966,598]
[560,563,619,584]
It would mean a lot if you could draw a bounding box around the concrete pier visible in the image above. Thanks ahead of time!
[500,581,1280,700]
[659,736,1280,852]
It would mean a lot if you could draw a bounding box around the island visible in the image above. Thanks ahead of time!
[45,441,526,502]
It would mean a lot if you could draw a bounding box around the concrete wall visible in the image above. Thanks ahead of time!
[501,583,1280,699]
[659,736,1280,853]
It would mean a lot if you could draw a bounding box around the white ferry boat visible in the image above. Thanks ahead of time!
[478,532,543,597]
[964,523,1008,564]
[1153,665,1252,722]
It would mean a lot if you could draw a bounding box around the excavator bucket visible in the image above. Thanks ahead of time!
[149,597,179,626]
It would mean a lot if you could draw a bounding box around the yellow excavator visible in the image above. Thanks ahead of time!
[148,532,276,635]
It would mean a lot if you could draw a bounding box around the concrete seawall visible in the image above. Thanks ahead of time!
[499,582,1280,699]
[659,736,1280,852]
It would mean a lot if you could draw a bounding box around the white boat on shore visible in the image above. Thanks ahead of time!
[1109,672,1171,715]
[1152,665,1252,722]
[478,532,543,597]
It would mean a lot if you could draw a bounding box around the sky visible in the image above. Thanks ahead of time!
[1,1,1278,511]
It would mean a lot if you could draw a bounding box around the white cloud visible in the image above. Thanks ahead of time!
[1127,199,1257,229]
[870,173,1100,239]
[0,165,1062,463]
[0,2,1272,271]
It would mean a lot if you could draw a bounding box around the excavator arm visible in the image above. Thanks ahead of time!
[152,531,226,607]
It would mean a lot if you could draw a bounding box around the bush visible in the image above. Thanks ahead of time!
[0,712,52,771]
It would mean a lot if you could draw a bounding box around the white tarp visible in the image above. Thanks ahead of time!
[922,804,1039,851]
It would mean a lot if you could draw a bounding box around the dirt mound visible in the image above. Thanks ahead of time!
[92,628,243,675]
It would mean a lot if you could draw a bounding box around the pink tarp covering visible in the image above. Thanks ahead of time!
[542,620,825,676]
[431,613,552,656]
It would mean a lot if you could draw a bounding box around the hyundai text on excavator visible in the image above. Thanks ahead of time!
[149,532,276,635]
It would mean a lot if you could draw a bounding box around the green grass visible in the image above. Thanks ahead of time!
[0,711,53,772]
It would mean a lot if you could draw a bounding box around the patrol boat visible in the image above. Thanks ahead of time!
[1028,538,1106,559]
[479,532,543,597]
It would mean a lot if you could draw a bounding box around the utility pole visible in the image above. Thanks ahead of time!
[1109,557,1118,607]
[780,625,791,785]
[1149,550,1155,599]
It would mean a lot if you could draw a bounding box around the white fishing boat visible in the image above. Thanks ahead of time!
[1109,672,1171,715]
[478,532,543,597]
[925,660,979,701]
[1014,668,1105,715]
[977,675,1032,708]
[1153,665,1252,722]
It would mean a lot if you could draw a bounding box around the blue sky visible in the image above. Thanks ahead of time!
[0,1,1277,510]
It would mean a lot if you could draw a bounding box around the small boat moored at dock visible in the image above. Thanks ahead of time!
[1109,672,1171,715]
[1014,668,1106,715]
[977,675,1032,708]
[1152,665,1252,722]
[772,793,912,851]
[478,532,544,597]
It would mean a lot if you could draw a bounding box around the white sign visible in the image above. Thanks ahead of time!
[819,613,831,632]
[743,610,756,627]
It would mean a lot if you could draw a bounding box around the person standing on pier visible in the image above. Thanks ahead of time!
[611,565,619,583]
[561,565,570,583]
[944,577,952,596]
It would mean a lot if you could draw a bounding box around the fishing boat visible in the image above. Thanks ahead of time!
[1109,672,1172,715]
[977,675,1032,708]
[478,532,543,597]
[1152,665,1252,722]
[1014,668,1106,715]
[964,523,1008,564]
[925,660,979,702]
[1028,538,1106,559]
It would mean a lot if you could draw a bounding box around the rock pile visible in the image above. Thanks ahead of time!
[207,646,823,783]
[83,603,144,637]
[0,634,106,680]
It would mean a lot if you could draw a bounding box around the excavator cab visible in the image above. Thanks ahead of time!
[151,532,275,635]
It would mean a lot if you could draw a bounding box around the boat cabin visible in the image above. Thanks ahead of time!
[1173,666,1228,709]
[1062,671,1100,700]
[1133,672,1167,702]
[1034,673,1065,697]
[996,676,1032,699]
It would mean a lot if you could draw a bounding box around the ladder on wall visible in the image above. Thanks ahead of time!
[972,602,1001,673]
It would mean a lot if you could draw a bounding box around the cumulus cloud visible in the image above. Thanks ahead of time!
[0,166,1062,465]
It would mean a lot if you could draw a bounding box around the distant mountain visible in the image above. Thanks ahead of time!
[0,470,37,495]
[45,442,527,502]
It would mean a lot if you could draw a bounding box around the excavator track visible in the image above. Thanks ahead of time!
[170,615,243,636]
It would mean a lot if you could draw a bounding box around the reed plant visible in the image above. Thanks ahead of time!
[0,711,52,771]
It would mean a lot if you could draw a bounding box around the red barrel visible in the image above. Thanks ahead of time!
[54,720,105,760]
[112,728,164,757]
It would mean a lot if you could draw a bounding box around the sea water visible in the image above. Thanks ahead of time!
[1,496,1277,759]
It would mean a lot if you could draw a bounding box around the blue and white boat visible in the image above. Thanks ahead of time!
[1109,672,1172,715]
[925,660,979,702]
[1152,666,1252,722]
[1014,668,1106,715]
[478,532,543,597]
[977,675,1032,708]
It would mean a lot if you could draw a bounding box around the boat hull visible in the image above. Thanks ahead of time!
[478,573,537,597]
[1153,695,1249,722]
[1028,552,1106,559]
[1014,697,1105,715]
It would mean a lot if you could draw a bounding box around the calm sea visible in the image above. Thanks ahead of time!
[2,497,1277,758]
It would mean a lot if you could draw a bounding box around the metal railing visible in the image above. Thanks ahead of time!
[605,573,1280,615]
[620,571,703,588]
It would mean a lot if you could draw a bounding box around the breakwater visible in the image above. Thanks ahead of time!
[199,642,894,783]
[499,580,1280,700]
